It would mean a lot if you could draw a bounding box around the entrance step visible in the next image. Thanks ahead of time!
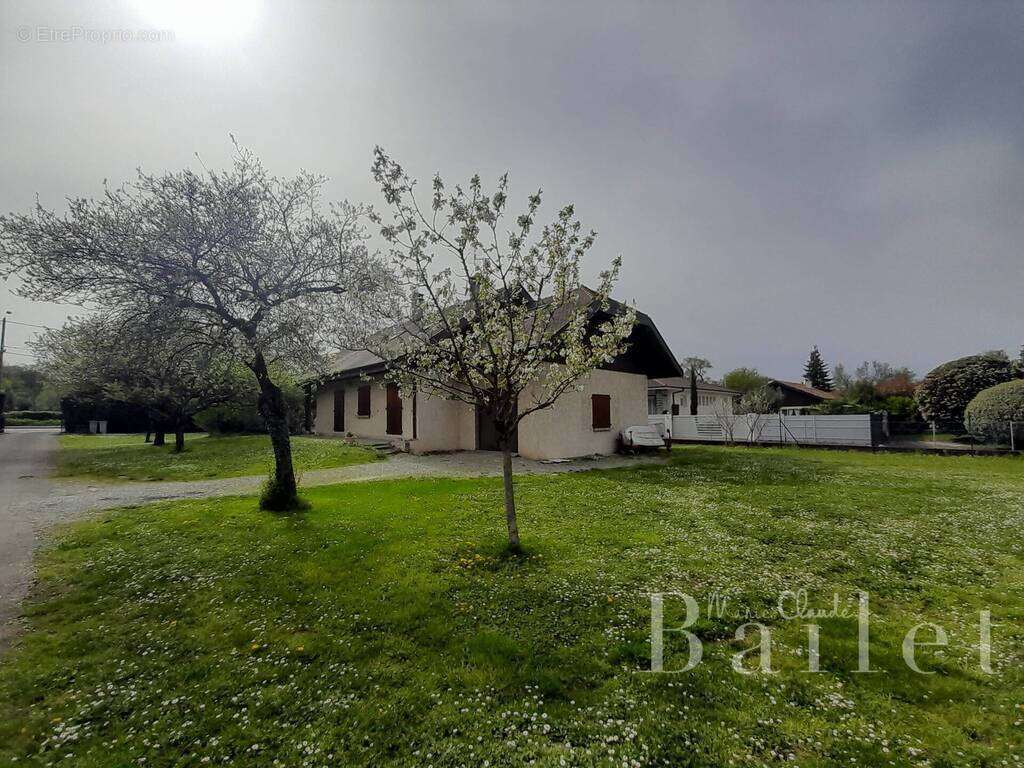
[349,438,402,455]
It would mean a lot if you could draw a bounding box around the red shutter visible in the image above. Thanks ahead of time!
[592,394,611,429]
[358,385,371,417]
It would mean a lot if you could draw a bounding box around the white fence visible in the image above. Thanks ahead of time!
[648,413,878,448]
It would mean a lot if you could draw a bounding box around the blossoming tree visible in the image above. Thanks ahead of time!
[0,144,378,509]
[353,148,636,548]
[36,309,250,451]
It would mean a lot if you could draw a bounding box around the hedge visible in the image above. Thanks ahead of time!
[914,353,1015,427]
[965,380,1024,442]
[4,410,61,420]
[60,397,154,434]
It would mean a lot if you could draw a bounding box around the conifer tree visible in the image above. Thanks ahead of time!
[803,346,833,391]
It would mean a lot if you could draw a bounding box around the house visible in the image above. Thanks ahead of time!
[647,378,740,416]
[311,293,683,460]
[766,379,839,411]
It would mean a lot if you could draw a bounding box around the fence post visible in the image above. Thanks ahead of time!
[779,413,784,445]
[1011,421,1016,452]
[931,421,936,443]
[968,414,975,456]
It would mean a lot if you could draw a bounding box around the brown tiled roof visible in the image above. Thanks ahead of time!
[767,379,840,400]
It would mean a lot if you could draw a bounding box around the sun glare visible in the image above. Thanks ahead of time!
[130,0,263,44]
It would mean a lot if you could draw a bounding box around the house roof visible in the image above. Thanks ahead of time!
[648,377,741,395]
[321,287,683,381]
[766,379,840,400]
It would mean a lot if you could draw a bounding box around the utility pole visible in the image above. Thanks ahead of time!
[0,312,8,385]
[0,312,7,431]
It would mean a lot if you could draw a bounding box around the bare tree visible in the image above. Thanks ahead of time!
[738,387,782,445]
[0,143,377,508]
[683,356,712,416]
[350,148,636,548]
[710,397,738,444]
[36,310,251,451]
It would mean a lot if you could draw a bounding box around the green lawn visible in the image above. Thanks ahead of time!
[54,433,380,481]
[2,446,1022,766]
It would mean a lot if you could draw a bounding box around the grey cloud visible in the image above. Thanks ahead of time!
[1,0,1020,378]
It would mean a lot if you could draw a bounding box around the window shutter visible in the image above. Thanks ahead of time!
[358,385,371,416]
[592,394,611,429]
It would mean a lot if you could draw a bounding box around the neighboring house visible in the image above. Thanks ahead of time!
[647,378,740,416]
[766,379,839,411]
[311,294,683,460]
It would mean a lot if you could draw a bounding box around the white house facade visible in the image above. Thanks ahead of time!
[311,304,683,461]
[647,377,740,416]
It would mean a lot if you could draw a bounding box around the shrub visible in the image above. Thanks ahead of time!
[5,417,62,426]
[195,383,306,435]
[195,404,266,434]
[4,410,60,420]
[965,380,1024,443]
[258,473,309,512]
[812,399,869,415]
[915,353,1015,427]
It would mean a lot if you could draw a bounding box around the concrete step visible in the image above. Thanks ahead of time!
[350,438,402,454]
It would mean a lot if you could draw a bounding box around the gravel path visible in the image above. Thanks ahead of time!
[0,428,68,649]
[0,428,664,649]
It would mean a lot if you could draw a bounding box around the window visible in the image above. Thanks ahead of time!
[591,394,611,430]
[357,384,371,417]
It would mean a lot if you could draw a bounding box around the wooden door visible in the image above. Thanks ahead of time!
[385,383,403,435]
[476,406,518,452]
[333,388,345,432]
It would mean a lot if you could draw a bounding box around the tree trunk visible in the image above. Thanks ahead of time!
[173,426,185,452]
[689,367,699,416]
[153,429,166,447]
[501,445,520,549]
[252,351,299,509]
[145,430,152,443]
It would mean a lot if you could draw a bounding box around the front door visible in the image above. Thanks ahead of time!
[333,388,345,432]
[386,383,403,435]
[476,406,518,452]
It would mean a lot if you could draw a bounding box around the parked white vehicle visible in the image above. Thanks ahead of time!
[620,424,668,452]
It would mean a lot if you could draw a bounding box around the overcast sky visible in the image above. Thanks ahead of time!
[2,0,1021,380]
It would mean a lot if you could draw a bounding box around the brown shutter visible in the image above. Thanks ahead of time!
[358,385,371,417]
[592,394,611,429]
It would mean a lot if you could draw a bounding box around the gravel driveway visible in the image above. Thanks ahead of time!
[0,428,69,649]
[0,427,664,650]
